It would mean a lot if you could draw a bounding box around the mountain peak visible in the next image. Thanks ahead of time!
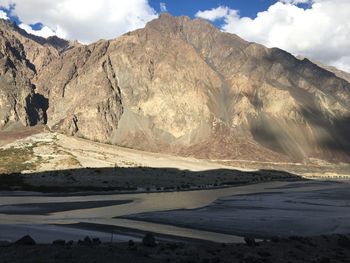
[1,14,350,163]
[145,12,217,35]
[158,12,190,22]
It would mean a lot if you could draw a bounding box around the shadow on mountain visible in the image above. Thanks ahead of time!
[300,108,350,161]
[250,120,288,156]
[321,117,350,153]
[250,107,350,163]
[25,86,49,126]
[0,167,304,193]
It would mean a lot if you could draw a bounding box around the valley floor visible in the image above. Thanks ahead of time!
[0,128,349,192]
[0,128,350,263]
[0,180,349,243]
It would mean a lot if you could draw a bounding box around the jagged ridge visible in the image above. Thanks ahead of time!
[1,14,350,163]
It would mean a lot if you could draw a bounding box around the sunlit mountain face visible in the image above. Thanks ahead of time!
[0,2,350,262]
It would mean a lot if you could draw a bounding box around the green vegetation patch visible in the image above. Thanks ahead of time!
[0,145,36,174]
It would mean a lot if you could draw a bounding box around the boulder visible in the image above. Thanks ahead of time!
[52,239,66,246]
[15,235,36,245]
[244,237,257,247]
[142,233,156,247]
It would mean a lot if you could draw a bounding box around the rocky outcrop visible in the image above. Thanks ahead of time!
[36,41,123,143]
[37,14,350,162]
[1,14,350,163]
[0,19,68,129]
[0,18,83,131]
[297,56,350,83]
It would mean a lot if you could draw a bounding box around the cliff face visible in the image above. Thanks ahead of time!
[35,41,124,143]
[1,14,350,162]
[0,19,72,129]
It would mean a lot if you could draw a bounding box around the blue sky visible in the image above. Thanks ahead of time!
[1,1,309,31]
[149,0,278,19]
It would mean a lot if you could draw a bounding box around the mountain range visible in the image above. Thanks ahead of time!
[1,13,350,163]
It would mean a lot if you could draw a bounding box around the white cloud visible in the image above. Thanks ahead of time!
[18,23,56,38]
[160,2,167,13]
[196,0,350,72]
[332,57,350,73]
[0,9,8,19]
[280,0,313,4]
[0,0,157,43]
[195,6,234,21]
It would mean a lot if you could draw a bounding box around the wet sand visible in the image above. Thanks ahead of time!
[0,180,348,243]
[0,200,132,215]
[125,181,350,238]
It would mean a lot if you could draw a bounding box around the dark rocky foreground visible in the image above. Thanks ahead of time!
[1,233,349,263]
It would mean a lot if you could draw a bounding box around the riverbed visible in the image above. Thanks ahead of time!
[0,180,348,243]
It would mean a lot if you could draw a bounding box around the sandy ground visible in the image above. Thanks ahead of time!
[1,129,350,250]
[36,132,248,172]
[2,130,234,172]
[0,130,349,195]
[1,130,349,179]
[0,131,305,192]
[0,125,46,147]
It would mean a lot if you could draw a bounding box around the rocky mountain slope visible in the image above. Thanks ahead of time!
[1,14,350,163]
[297,56,350,83]
[0,19,72,129]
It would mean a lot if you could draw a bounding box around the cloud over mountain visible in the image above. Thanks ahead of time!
[0,0,157,43]
[18,23,57,38]
[0,9,7,19]
[1,0,349,72]
[196,0,350,72]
